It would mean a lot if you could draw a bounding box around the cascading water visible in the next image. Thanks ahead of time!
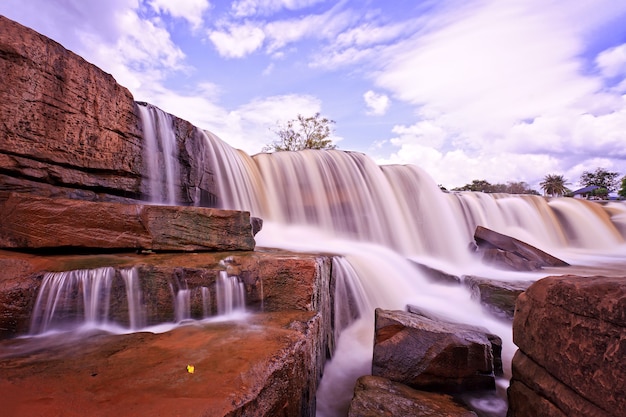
[29,266,247,335]
[193,129,626,416]
[138,104,180,205]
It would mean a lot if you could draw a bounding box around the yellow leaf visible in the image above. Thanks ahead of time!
[187,364,195,374]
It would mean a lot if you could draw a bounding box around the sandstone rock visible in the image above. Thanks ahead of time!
[406,305,503,377]
[1,17,221,206]
[508,275,626,417]
[474,226,569,270]
[372,308,497,393]
[0,192,255,252]
[0,311,322,417]
[348,375,477,417]
[0,16,143,201]
[463,276,532,320]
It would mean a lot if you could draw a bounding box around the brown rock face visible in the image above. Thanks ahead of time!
[0,16,144,201]
[463,276,532,320]
[348,375,477,417]
[508,275,626,417]
[0,311,322,417]
[372,309,497,393]
[474,226,569,271]
[0,192,255,252]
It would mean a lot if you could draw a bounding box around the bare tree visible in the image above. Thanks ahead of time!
[263,113,336,152]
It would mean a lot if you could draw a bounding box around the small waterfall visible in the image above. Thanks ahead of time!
[138,104,180,205]
[216,271,246,315]
[29,267,247,334]
[120,268,146,330]
[31,267,115,334]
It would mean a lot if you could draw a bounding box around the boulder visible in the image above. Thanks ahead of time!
[508,275,626,417]
[0,311,322,417]
[406,305,503,377]
[372,308,497,393]
[474,226,569,271]
[0,192,255,252]
[348,375,477,417]
[463,276,533,320]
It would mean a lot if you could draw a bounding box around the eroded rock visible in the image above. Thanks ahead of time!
[463,276,532,320]
[474,226,569,271]
[508,275,626,417]
[373,308,497,393]
[0,193,255,252]
[0,311,322,417]
[348,375,477,417]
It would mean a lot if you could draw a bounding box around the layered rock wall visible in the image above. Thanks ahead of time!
[0,17,217,206]
[508,275,626,417]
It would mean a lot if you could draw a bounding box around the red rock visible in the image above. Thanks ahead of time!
[348,375,477,417]
[372,309,497,393]
[0,192,255,252]
[0,16,143,201]
[0,311,322,417]
[508,275,626,417]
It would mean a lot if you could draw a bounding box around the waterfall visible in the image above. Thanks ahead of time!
[31,267,115,334]
[216,271,246,315]
[192,130,626,416]
[138,104,180,205]
[29,267,247,334]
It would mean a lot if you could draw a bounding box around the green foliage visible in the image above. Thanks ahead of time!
[618,176,626,199]
[592,187,609,199]
[452,180,539,195]
[540,174,569,197]
[580,168,620,192]
[263,113,337,152]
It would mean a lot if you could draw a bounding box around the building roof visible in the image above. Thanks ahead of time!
[571,185,600,195]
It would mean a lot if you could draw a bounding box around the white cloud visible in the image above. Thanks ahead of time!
[231,0,326,17]
[596,43,626,79]
[363,90,390,116]
[208,22,266,58]
[367,0,626,189]
[148,0,211,30]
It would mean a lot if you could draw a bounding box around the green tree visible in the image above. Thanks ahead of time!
[618,176,626,199]
[580,168,620,192]
[263,113,337,152]
[540,174,569,197]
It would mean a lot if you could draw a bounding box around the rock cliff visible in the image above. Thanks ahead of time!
[508,275,626,417]
[0,16,218,206]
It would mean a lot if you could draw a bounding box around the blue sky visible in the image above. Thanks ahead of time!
[2,0,626,190]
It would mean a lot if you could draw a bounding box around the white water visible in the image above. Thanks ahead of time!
[189,130,626,416]
[138,104,180,205]
[29,267,247,335]
[119,108,626,414]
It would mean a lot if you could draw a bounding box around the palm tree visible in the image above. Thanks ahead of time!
[540,174,569,197]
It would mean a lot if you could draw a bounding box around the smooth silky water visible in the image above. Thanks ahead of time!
[14,106,625,416]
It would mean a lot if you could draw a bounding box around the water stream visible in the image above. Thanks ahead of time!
[188,125,626,416]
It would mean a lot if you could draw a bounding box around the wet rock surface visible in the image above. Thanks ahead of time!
[508,275,626,417]
[463,276,532,320]
[0,311,322,417]
[372,308,499,393]
[474,226,569,271]
[348,375,478,417]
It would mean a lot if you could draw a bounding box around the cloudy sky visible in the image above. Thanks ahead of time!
[2,0,626,189]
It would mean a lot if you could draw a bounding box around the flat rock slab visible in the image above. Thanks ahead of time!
[0,192,255,252]
[0,311,319,417]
